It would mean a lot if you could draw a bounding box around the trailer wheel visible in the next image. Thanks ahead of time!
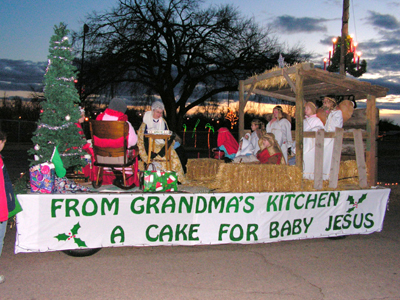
[62,248,102,257]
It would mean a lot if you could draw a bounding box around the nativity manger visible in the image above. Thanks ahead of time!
[186,62,389,192]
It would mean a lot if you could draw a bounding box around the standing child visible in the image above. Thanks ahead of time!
[303,101,325,179]
[322,96,343,180]
[266,106,292,164]
[0,130,16,284]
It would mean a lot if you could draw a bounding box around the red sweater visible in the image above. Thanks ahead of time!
[256,149,282,165]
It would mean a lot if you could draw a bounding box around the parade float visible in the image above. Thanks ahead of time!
[14,10,391,256]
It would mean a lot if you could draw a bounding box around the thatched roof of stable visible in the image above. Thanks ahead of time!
[242,62,388,103]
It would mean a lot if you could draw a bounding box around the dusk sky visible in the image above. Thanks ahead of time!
[1,0,400,123]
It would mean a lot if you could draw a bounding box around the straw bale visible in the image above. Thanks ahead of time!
[185,159,366,193]
[186,158,225,181]
[209,163,303,193]
[338,160,359,179]
[302,160,363,191]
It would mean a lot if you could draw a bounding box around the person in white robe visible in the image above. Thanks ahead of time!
[236,119,262,156]
[266,106,292,164]
[303,102,325,179]
[322,97,343,180]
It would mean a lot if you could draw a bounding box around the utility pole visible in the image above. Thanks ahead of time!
[340,0,349,76]
[79,24,89,101]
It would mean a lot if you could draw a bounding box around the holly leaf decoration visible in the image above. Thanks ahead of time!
[74,237,87,247]
[55,222,87,248]
[55,233,69,241]
[358,194,367,204]
[346,195,355,205]
[346,207,355,213]
[71,222,81,235]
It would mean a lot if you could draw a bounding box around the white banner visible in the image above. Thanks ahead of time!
[15,188,390,253]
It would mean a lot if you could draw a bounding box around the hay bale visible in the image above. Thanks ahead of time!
[209,163,302,193]
[302,160,363,191]
[338,160,359,179]
[186,158,225,181]
[187,159,364,193]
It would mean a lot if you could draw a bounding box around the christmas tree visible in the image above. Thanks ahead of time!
[29,23,85,172]
[327,35,367,77]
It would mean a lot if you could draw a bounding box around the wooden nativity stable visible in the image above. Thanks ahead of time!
[237,62,389,189]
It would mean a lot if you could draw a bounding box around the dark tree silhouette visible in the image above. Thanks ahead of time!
[74,0,309,131]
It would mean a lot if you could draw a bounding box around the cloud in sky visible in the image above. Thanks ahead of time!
[365,10,400,30]
[270,16,333,34]
[0,59,45,91]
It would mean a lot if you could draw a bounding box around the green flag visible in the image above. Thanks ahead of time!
[51,146,66,178]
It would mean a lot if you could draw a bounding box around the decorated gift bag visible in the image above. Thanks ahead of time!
[29,162,56,193]
[141,170,178,192]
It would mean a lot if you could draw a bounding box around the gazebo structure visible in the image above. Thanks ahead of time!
[238,62,388,187]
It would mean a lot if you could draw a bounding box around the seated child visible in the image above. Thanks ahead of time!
[256,131,285,165]
[215,127,239,160]
[234,119,263,160]
[233,136,259,163]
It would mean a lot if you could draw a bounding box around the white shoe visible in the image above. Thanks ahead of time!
[0,275,5,284]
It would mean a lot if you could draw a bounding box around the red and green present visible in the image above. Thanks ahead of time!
[141,170,178,192]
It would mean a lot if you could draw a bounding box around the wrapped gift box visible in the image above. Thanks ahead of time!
[141,170,178,192]
[29,163,55,193]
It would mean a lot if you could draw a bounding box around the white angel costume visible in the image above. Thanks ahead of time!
[303,115,325,179]
[323,109,343,180]
[266,118,292,164]
[233,132,260,163]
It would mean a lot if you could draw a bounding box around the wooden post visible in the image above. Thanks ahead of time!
[340,0,349,76]
[238,81,245,140]
[314,129,325,190]
[366,94,378,186]
[353,129,368,188]
[329,127,344,188]
[295,65,304,171]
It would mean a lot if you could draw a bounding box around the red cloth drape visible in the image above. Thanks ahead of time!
[217,127,239,155]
